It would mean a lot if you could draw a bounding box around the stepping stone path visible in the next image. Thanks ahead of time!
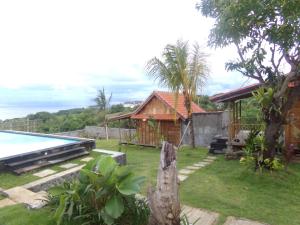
[178,155,216,182]
[59,162,78,169]
[186,166,201,170]
[34,169,56,178]
[181,205,219,225]
[178,174,188,182]
[80,157,94,162]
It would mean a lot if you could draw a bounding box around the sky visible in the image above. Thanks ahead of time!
[0,0,252,119]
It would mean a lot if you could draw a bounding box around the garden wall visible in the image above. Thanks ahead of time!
[181,111,229,147]
[55,126,136,140]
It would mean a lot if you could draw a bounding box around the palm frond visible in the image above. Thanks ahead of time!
[145,39,209,112]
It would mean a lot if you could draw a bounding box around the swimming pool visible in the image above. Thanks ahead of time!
[0,131,79,160]
[0,130,95,174]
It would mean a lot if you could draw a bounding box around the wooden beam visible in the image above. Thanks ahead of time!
[118,119,121,143]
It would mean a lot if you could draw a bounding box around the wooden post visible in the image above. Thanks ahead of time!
[27,118,29,132]
[177,120,191,149]
[118,119,121,143]
[148,141,180,225]
[129,118,132,143]
[105,123,109,140]
[33,120,36,132]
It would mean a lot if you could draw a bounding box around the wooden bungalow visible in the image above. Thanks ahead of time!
[108,91,205,147]
[210,83,300,152]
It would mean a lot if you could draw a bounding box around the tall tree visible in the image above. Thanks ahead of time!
[198,0,300,160]
[146,40,209,148]
[94,88,112,111]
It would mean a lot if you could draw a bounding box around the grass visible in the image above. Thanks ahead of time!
[180,156,300,225]
[95,139,207,193]
[1,139,300,225]
[0,205,54,225]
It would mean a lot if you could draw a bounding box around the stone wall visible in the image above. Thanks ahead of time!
[24,150,127,192]
[56,126,136,141]
[181,111,229,147]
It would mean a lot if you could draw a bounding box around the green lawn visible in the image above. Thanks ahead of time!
[95,139,208,193]
[180,156,300,225]
[1,139,300,225]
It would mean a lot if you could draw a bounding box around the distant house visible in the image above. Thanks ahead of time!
[108,91,205,146]
[123,100,143,108]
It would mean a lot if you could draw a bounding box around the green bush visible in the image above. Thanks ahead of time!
[240,129,284,172]
[50,156,149,225]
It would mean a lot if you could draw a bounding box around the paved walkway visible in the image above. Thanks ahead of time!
[178,155,217,182]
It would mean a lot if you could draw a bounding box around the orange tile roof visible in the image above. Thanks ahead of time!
[132,91,205,120]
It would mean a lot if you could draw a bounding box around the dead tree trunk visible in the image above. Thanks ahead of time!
[147,141,181,225]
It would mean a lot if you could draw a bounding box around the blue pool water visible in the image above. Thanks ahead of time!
[0,131,79,160]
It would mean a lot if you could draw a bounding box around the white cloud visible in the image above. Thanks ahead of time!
[0,0,246,102]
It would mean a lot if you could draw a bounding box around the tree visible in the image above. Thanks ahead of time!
[199,0,300,161]
[146,40,209,148]
[196,95,218,111]
[110,104,125,114]
[94,88,112,111]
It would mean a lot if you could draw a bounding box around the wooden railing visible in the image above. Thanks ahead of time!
[229,123,263,140]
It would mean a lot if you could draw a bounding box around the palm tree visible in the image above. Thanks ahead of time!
[146,40,209,148]
[94,87,112,111]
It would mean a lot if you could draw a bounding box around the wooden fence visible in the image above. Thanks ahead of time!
[0,119,42,132]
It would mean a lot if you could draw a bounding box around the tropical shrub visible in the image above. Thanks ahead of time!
[51,156,148,225]
[240,129,283,172]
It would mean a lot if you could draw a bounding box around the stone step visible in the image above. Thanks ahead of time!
[178,169,195,175]
[33,169,56,178]
[59,162,78,169]
[181,205,219,225]
[178,174,188,182]
[186,166,201,170]
[206,156,217,160]
[194,162,209,167]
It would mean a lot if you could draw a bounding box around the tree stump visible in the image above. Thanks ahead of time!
[147,141,181,225]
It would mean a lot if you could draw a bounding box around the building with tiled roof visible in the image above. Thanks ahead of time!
[107,91,206,146]
[108,91,205,146]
